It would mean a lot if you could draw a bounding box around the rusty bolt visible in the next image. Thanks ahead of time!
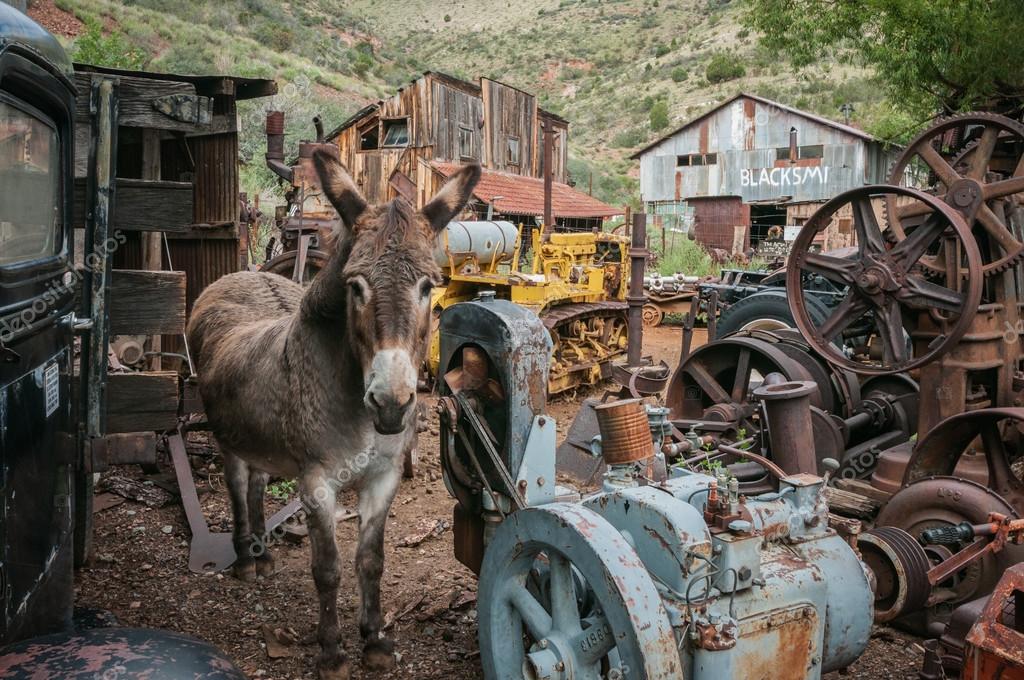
[538,417,547,426]
[537,477,546,487]
[555,662,565,672]
[539,639,548,649]
[518,480,528,492]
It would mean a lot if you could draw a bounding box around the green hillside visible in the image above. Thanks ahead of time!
[31,0,902,208]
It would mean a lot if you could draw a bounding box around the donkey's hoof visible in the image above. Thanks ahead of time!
[255,554,276,578]
[232,560,257,583]
[316,658,351,680]
[362,638,396,672]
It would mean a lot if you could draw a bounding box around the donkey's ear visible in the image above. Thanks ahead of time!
[421,163,482,233]
[313,148,367,232]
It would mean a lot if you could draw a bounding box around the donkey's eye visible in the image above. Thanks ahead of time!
[348,278,369,306]
[419,280,434,300]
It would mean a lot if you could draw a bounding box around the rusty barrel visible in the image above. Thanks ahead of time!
[592,399,653,464]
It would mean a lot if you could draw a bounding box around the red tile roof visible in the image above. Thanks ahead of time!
[432,162,620,219]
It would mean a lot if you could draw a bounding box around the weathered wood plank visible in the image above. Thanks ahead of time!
[74,73,212,132]
[823,486,881,520]
[73,178,193,232]
[110,269,186,336]
[834,477,895,505]
[106,371,179,434]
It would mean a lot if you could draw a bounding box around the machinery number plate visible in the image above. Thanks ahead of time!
[44,362,59,418]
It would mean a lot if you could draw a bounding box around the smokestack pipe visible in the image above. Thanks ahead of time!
[265,111,293,184]
[626,213,647,367]
[313,115,325,143]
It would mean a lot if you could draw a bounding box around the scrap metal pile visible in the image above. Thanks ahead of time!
[438,112,1024,680]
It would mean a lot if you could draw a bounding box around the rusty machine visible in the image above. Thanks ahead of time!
[437,293,875,679]
[260,111,632,394]
[624,112,1024,677]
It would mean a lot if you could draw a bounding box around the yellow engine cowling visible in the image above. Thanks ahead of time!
[428,224,630,393]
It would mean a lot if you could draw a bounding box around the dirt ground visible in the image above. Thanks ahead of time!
[77,323,927,679]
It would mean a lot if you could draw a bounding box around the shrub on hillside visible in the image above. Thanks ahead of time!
[612,127,646,148]
[649,100,669,131]
[705,52,746,83]
[73,19,146,70]
[671,66,688,82]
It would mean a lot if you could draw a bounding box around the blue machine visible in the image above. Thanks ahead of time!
[439,297,874,680]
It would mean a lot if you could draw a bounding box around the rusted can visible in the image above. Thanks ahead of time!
[592,399,653,465]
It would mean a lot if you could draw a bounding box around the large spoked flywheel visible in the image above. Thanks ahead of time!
[478,504,681,680]
[786,185,983,374]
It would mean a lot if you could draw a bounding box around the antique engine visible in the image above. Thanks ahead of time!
[438,295,874,680]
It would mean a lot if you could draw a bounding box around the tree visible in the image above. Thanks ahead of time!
[73,19,146,71]
[650,100,670,131]
[743,0,1024,116]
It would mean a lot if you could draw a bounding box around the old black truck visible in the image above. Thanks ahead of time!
[0,4,243,676]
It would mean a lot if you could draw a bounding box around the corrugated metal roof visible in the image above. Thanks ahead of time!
[433,162,619,218]
[630,92,885,159]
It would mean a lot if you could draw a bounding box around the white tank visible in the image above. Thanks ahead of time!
[434,221,519,270]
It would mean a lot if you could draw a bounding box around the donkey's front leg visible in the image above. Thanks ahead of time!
[356,463,402,671]
[301,472,349,680]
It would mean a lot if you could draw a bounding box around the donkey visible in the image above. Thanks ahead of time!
[187,148,481,679]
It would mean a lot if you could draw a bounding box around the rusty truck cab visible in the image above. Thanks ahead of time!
[0,5,243,677]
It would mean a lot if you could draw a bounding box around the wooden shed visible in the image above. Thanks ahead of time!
[72,64,276,432]
[325,72,612,229]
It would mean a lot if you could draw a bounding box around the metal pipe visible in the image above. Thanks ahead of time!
[542,119,554,232]
[626,212,647,367]
[752,380,819,475]
[265,110,293,183]
[313,115,325,143]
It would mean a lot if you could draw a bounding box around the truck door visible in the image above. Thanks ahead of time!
[0,27,80,644]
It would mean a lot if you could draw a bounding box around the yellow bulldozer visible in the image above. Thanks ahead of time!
[428,221,630,394]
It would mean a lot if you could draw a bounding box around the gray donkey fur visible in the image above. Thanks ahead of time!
[187,148,481,679]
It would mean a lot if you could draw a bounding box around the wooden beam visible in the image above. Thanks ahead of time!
[106,371,179,434]
[109,269,186,335]
[73,178,193,232]
[74,73,212,132]
[141,129,163,371]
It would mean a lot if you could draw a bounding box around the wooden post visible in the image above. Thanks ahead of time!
[141,129,162,370]
[541,118,554,233]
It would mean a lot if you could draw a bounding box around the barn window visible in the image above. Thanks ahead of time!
[381,118,409,147]
[677,153,716,167]
[506,136,520,165]
[358,117,379,151]
[777,145,825,161]
[799,144,824,159]
[459,125,474,159]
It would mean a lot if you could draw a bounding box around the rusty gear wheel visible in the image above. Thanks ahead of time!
[888,112,1024,277]
[786,185,983,375]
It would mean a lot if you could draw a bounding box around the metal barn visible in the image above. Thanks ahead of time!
[632,93,900,253]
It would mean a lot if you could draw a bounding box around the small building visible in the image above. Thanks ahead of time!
[327,71,617,230]
[631,93,900,252]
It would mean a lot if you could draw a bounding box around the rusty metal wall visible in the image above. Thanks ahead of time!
[191,133,239,225]
[689,196,749,252]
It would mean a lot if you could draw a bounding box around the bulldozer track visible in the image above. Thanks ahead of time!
[541,301,628,330]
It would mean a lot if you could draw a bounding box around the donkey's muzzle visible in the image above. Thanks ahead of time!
[367,392,414,435]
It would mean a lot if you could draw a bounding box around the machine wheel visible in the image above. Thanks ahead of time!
[887,112,1024,277]
[479,504,680,680]
[875,476,1024,624]
[786,185,983,375]
[905,407,1024,511]
[715,289,831,339]
[641,303,664,327]
[259,248,330,284]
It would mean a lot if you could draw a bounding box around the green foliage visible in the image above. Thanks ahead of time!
[72,19,146,69]
[671,66,688,82]
[705,51,745,83]
[649,99,670,130]
[267,479,297,501]
[653,43,670,58]
[611,127,645,148]
[743,0,1024,115]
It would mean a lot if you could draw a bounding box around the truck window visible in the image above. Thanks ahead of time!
[0,100,60,266]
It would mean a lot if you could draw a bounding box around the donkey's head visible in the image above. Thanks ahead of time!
[313,149,480,435]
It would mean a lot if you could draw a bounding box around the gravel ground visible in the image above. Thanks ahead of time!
[76,324,926,679]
